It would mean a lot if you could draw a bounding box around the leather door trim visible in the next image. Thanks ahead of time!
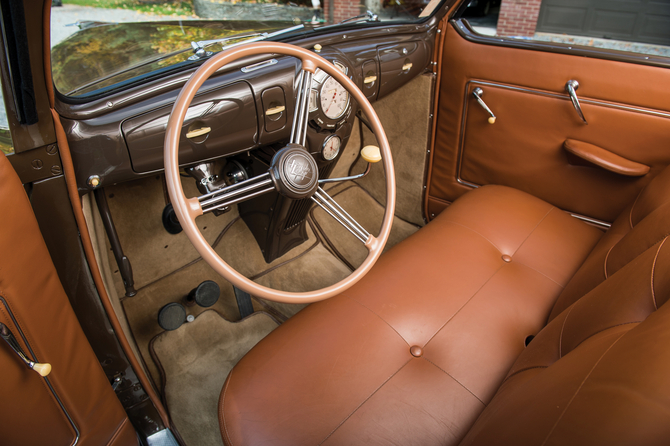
[456,80,670,190]
[0,295,80,446]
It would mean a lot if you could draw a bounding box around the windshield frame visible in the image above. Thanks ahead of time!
[50,0,450,103]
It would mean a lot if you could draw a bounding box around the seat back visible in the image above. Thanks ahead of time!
[550,167,670,319]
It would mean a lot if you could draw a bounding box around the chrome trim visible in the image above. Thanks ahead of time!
[146,428,180,446]
[241,59,278,73]
[198,172,274,213]
[565,80,587,124]
[0,296,80,445]
[319,162,371,184]
[311,187,370,242]
[569,213,612,229]
[290,70,313,146]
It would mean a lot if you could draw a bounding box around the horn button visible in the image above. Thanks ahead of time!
[270,144,319,200]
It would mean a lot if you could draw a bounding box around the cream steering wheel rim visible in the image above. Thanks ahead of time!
[164,42,395,304]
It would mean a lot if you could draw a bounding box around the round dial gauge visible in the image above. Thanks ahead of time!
[320,76,350,120]
[322,135,341,161]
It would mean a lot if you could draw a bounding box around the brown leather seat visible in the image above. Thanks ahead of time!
[219,170,670,445]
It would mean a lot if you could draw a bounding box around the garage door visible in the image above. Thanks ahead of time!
[536,0,670,46]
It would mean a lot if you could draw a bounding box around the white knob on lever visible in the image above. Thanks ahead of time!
[361,145,382,163]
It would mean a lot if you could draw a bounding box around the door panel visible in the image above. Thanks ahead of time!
[426,22,670,222]
[0,299,76,446]
[0,152,137,446]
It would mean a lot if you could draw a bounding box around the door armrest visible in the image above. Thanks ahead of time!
[564,139,650,177]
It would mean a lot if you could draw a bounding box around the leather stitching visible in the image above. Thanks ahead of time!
[569,322,640,354]
[423,264,505,349]
[318,358,412,445]
[558,304,576,359]
[220,370,234,446]
[603,244,615,279]
[346,296,410,347]
[441,220,504,253]
[540,332,627,446]
[423,357,486,405]
[650,237,668,310]
[504,365,549,382]
[605,231,670,281]
[512,259,565,288]
[512,206,555,256]
[629,189,644,229]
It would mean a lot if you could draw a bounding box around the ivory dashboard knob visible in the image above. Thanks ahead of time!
[488,116,496,124]
[361,145,381,163]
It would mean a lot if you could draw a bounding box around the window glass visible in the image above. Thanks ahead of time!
[50,0,443,98]
[461,0,670,58]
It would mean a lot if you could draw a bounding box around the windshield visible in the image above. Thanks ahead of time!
[50,0,442,98]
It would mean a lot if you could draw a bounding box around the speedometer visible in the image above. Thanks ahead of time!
[320,76,349,120]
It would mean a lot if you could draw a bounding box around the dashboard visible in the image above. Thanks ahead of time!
[58,31,433,193]
[57,29,433,262]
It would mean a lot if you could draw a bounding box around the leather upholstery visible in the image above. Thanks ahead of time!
[550,166,670,319]
[426,23,670,223]
[0,152,137,445]
[461,238,670,445]
[220,185,602,445]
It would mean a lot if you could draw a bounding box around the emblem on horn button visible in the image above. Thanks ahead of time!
[284,152,314,189]
[270,144,319,200]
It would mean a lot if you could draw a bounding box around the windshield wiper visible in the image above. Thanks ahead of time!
[66,24,306,96]
[339,10,380,24]
[189,24,305,60]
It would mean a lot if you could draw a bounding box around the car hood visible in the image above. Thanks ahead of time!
[51,20,294,97]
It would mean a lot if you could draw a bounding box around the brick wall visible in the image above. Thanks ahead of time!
[323,0,365,24]
[496,0,542,38]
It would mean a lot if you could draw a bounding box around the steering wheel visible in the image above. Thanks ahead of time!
[164,42,395,304]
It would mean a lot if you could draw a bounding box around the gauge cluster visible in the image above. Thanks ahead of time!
[308,61,353,131]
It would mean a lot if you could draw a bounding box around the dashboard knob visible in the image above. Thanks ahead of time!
[361,145,381,163]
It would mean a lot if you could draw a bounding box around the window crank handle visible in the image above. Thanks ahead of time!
[473,88,496,124]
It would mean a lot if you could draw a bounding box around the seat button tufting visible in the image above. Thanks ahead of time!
[410,345,423,357]
[502,255,512,263]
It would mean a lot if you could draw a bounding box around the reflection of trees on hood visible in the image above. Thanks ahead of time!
[51,23,259,96]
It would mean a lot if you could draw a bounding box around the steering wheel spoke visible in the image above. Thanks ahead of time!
[289,68,314,147]
[198,171,275,214]
[311,186,371,244]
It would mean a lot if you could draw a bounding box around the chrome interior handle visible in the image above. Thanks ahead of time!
[565,80,587,124]
[472,88,496,124]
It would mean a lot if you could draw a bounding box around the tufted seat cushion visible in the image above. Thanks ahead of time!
[219,185,602,445]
